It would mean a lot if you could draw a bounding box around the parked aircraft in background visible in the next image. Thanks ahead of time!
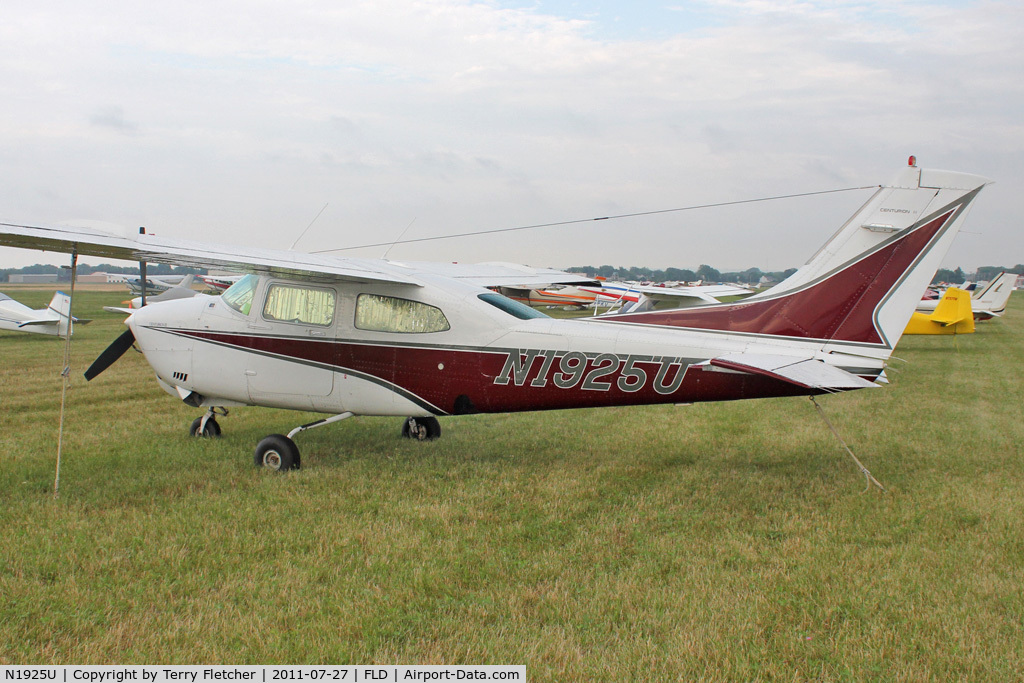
[0,162,989,471]
[123,273,190,295]
[904,287,975,335]
[497,280,753,312]
[103,275,202,313]
[917,271,1016,321]
[200,274,244,292]
[495,284,598,309]
[581,280,753,310]
[0,291,89,337]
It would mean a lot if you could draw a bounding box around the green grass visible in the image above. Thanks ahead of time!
[2,288,1023,679]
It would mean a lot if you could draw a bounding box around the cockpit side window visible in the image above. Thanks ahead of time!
[355,294,450,333]
[221,274,259,315]
[263,284,336,326]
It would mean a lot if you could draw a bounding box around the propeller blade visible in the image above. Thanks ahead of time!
[84,329,136,381]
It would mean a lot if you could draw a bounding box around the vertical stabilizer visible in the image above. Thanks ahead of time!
[602,162,990,356]
[972,271,1016,318]
[48,291,73,338]
[904,287,975,334]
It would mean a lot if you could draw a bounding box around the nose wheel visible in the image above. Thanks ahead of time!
[401,416,441,441]
[189,407,228,438]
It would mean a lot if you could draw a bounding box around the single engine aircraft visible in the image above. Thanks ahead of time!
[0,290,89,337]
[916,270,1016,321]
[103,274,202,313]
[200,274,244,292]
[495,284,598,309]
[122,273,191,295]
[495,280,753,313]
[0,161,989,471]
[580,280,753,309]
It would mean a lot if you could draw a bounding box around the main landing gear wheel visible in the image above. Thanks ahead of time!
[254,434,301,471]
[189,416,221,438]
[401,416,441,441]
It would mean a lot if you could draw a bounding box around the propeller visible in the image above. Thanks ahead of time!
[84,329,136,381]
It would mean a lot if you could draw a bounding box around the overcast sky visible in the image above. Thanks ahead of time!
[1,0,1020,273]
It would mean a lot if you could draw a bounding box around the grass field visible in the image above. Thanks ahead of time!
[1,287,1022,679]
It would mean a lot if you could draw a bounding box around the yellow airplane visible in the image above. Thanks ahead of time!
[903,287,975,335]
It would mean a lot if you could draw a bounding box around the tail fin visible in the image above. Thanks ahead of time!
[47,291,73,337]
[931,287,975,329]
[971,271,1015,318]
[605,163,989,352]
[904,287,975,334]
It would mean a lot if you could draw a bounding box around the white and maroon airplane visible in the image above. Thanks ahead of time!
[0,161,988,470]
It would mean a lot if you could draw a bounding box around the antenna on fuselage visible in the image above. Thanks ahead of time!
[382,217,417,260]
[288,203,329,251]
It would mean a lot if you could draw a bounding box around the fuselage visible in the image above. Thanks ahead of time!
[127,273,885,419]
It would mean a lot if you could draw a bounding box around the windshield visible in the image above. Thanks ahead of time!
[221,274,258,315]
[478,292,549,320]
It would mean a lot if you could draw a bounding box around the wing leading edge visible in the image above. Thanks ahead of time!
[0,222,590,290]
[0,222,421,285]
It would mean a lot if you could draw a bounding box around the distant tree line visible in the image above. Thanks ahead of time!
[0,263,205,283]
[932,264,1024,284]
[566,264,1024,286]
[565,265,796,285]
[4,261,1019,285]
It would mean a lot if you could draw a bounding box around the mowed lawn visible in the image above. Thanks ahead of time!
[1,287,1022,680]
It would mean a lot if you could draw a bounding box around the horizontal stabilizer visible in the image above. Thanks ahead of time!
[709,354,878,390]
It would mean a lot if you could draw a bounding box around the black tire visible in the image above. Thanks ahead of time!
[189,416,222,438]
[401,416,441,441]
[254,434,301,471]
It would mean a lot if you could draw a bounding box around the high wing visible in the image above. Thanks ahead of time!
[709,354,877,390]
[0,222,422,285]
[0,222,590,288]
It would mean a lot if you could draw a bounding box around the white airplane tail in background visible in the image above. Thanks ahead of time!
[48,291,74,337]
[971,271,1016,320]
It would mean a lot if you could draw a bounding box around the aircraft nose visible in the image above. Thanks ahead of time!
[124,295,206,383]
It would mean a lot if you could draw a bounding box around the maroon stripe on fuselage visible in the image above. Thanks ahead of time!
[599,211,954,344]
[172,330,829,415]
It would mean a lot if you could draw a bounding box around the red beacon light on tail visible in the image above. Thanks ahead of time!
[908,155,917,167]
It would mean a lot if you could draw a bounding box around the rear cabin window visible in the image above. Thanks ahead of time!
[221,274,259,315]
[263,284,336,326]
[355,294,450,333]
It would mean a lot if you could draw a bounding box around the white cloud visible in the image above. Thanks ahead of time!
[1,0,1021,271]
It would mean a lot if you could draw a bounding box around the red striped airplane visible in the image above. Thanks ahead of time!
[0,160,988,470]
